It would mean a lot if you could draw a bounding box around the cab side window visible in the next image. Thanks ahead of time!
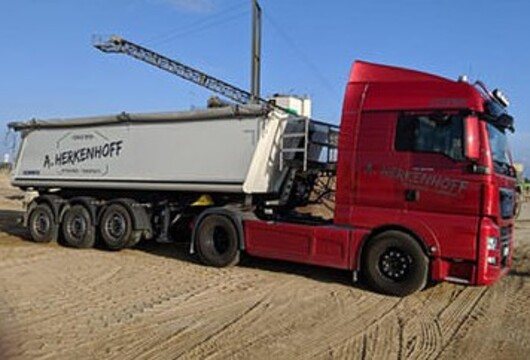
[395,114,464,161]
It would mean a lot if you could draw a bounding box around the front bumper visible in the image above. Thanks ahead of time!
[431,217,513,286]
[475,218,514,285]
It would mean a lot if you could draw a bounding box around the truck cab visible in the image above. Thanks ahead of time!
[243,61,516,296]
[335,61,516,289]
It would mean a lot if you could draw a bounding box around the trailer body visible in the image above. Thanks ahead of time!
[12,106,273,193]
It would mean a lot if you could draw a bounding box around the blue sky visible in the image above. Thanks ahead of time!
[1,0,529,172]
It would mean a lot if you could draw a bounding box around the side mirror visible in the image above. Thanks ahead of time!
[464,116,480,161]
[497,114,515,132]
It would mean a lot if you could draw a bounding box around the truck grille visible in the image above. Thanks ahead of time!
[500,226,512,267]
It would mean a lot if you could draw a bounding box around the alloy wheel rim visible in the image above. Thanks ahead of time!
[69,215,87,239]
[106,212,126,240]
[34,211,50,236]
[378,248,413,281]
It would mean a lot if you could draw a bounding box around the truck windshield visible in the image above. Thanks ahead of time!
[487,123,513,176]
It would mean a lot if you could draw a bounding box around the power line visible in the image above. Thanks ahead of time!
[145,1,246,44]
[263,12,339,97]
[144,1,248,45]
[151,9,250,46]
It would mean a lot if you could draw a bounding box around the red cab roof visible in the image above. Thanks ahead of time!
[345,60,484,112]
[350,60,451,83]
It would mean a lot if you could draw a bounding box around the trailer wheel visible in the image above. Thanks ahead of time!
[100,204,136,250]
[28,204,57,243]
[362,231,428,296]
[62,205,96,249]
[127,231,143,248]
[195,214,240,267]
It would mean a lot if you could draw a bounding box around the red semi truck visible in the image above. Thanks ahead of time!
[10,60,516,296]
[244,61,516,295]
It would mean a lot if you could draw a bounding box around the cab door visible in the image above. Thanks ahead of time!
[353,112,410,213]
[395,113,482,260]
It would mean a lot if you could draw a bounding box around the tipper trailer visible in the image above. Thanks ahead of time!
[9,61,517,296]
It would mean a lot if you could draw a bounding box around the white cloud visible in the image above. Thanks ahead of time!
[160,0,216,13]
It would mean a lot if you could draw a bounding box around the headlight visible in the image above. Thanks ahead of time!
[487,236,499,251]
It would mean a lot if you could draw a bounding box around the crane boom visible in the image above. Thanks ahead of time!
[93,35,270,107]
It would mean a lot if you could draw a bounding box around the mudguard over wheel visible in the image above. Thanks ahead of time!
[28,203,58,243]
[195,214,240,267]
[99,203,139,250]
[362,231,428,296]
[61,205,96,249]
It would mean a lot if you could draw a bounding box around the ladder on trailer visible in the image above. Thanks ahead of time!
[280,117,339,172]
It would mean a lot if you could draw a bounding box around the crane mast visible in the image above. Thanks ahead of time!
[93,35,270,107]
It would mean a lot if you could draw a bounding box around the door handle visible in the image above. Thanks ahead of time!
[405,189,420,202]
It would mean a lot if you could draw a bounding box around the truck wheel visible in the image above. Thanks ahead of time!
[127,231,142,248]
[61,205,96,249]
[28,204,57,243]
[195,214,240,267]
[99,204,135,250]
[362,231,428,296]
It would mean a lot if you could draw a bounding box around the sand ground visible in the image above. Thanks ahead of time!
[0,177,528,359]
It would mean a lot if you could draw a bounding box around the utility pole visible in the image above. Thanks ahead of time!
[251,0,262,102]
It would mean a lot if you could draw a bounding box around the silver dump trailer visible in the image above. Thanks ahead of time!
[10,105,338,195]
[8,104,338,251]
[10,105,271,193]
[10,105,337,195]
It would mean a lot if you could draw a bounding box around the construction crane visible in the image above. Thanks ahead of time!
[93,35,271,108]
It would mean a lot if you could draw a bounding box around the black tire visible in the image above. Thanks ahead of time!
[127,231,143,248]
[28,204,58,243]
[195,214,240,267]
[99,204,136,250]
[362,231,428,297]
[61,205,96,249]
